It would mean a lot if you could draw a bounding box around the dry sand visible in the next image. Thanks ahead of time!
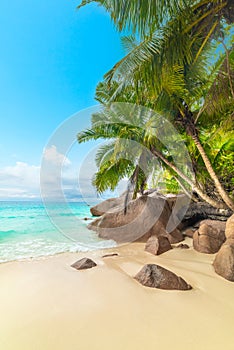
[0,238,234,350]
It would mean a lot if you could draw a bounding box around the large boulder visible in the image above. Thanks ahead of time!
[183,228,195,238]
[145,235,172,255]
[225,214,234,239]
[71,258,97,270]
[165,229,184,244]
[88,195,184,244]
[213,240,234,281]
[193,221,226,254]
[179,202,232,228]
[134,264,192,290]
[87,217,102,230]
[90,196,125,216]
[199,219,226,232]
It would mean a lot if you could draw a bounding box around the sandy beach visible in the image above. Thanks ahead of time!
[0,238,234,350]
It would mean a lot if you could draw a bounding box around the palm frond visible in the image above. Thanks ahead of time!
[93,158,133,193]
[203,48,234,116]
[104,31,164,85]
[78,0,189,36]
[95,141,116,167]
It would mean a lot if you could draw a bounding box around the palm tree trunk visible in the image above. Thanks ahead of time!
[151,147,227,209]
[174,176,199,202]
[124,164,139,215]
[191,134,234,211]
[132,165,140,200]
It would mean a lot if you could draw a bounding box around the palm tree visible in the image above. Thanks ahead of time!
[78,0,234,210]
[77,101,231,209]
[78,1,234,37]
[77,104,157,197]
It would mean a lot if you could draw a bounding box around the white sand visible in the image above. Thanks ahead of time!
[0,238,234,350]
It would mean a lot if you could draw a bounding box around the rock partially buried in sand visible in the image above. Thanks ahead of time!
[213,240,234,281]
[175,243,190,249]
[102,253,119,258]
[134,264,192,290]
[193,222,226,254]
[71,258,97,270]
[145,235,172,255]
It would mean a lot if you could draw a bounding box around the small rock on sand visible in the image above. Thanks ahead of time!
[102,253,119,258]
[175,243,190,249]
[71,258,97,270]
[134,264,192,290]
[145,235,172,255]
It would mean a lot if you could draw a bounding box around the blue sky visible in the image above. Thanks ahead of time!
[0,0,125,200]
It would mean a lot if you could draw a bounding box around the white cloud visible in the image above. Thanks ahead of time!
[0,145,110,202]
[43,145,71,166]
[0,188,38,199]
[0,162,40,199]
[0,162,40,187]
[0,146,74,200]
[41,146,73,200]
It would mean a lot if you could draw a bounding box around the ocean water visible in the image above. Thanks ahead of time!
[0,201,115,263]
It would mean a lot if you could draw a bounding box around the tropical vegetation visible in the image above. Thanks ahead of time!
[77,0,234,211]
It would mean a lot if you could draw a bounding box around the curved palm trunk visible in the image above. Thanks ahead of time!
[174,176,199,202]
[191,134,234,211]
[151,147,227,209]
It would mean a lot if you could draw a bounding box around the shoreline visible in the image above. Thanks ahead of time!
[0,241,117,266]
[1,239,234,350]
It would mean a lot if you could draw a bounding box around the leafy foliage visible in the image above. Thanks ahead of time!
[77,0,234,209]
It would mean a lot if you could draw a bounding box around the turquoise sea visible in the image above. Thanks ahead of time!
[0,201,115,263]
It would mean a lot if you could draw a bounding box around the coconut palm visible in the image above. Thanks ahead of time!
[77,0,234,210]
[77,101,232,209]
[78,0,234,37]
[77,104,158,197]
[95,41,234,209]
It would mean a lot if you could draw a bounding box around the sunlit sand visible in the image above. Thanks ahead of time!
[0,239,234,350]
